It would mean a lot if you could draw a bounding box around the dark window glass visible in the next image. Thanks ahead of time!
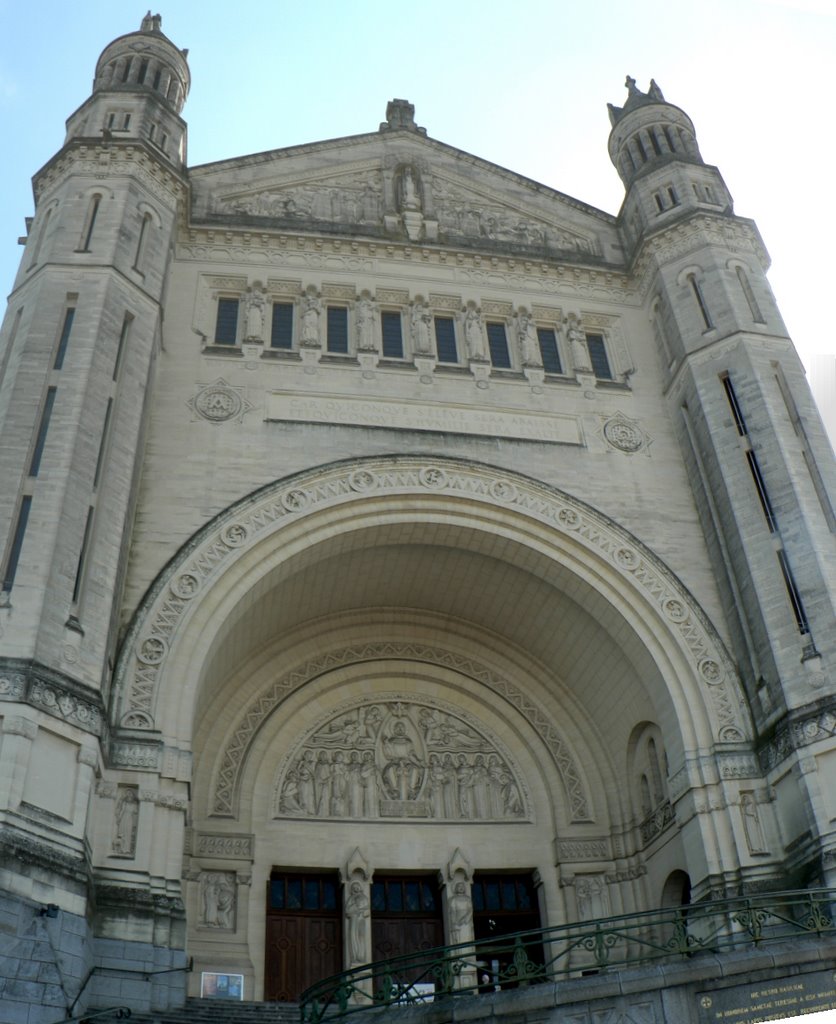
[327,306,349,353]
[152,68,162,90]
[214,298,239,345]
[270,302,294,349]
[472,886,485,912]
[387,883,403,912]
[587,334,613,380]
[93,399,112,490]
[304,880,320,911]
[29,387,57,477]
[501,880,517,910]
[405,882,420,912]
[537,328,562,374]
[322,880,337,911]
[485,882,501,911]
[270,880,285,909]
[421,882,437,912]
[137,59,148,84]
[371,883,386,912]
[80,192,101,251]
[54,308,76,369]
[286,879,302,910]
[486,322,511,368]
[434,316,457,363]
[3,496,32,592]
[381,311,404,358]
[72,507,94,604]
[113,314,132,380]
[516,881,532,910]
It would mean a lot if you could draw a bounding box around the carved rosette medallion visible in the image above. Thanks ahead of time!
[188,378,252,424]
[275,697,528,823]
[601,413,650,456]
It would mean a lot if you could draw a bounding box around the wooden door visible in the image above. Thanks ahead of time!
[471,873,543,988]
[370,876,443,985]
[265,872,341,1002]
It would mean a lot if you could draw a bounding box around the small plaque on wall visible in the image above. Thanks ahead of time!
[201,972,244,1000]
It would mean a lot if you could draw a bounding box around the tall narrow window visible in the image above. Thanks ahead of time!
[586,334,613,380]
[113,313,132,379]
[133,213,151,272]
[72,507,95,604]
[0,307,23,386]
[434,316,457,363]
[326,306,349,354]
[137,59,149,84]
[28,387,57,477]
[777,549,811,635]
[93,399,113,489]
[721,374,748,436]
[537,328,562,374]
[486,322,511,368]
[29,207,52,267]
[736,267,765,323]
[270,302,294,349]
[152,67,162,90]
[746,450,778,533]
[2,496,32,592]
[53,307,76,370]
[688,273,713,330]
[381,311,404,358]
[79,194,101,252]
[214,298,239,345]
[121,59,133,83]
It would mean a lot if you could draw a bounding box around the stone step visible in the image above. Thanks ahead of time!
[126,998,300,1024]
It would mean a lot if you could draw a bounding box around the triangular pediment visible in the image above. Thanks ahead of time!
[189,129,618,261]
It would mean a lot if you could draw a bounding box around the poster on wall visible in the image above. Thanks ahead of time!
[200,972,244,1000]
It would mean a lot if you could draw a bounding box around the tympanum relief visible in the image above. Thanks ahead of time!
[275,699,527,822]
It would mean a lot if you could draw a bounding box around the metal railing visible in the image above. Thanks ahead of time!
[300,887,836,1022]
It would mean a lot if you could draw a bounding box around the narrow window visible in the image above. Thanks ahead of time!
[664,126,677,152]
[93,399,113,490]
[28,387,57,477]
[654,193,665,213]
[71,507,95,604]
[137,59,148,84]
[486,322,511,368]
[28,207,52,268]
[121,59,132,83]
[634,134,648,163]
[0,307,23,386]
[705,185,715,202]
[721,374,748,436]
[667,186,678,206]
[113,313,132,380]
[777,549,811,635]
[133,213,151,272]
[434,316,457,363]
[2,496,33,592]
[736,267,765,323]
[537,328,562,374]
[107,112,116,129]
[152,67,162,90]
[688,273,713,330]
[381,310,404,358]
[53,307,76,370]
[123,113,131,130]
[159,132,168,152]
[649,130,662,156]
[270,302,294,349]
[79,194,101,252]
[693,183,700,198]
[326,306,349,354]
[214,298,239,345]
[586,334,613,380]
[746,450,778,533]
[148,124,156,142]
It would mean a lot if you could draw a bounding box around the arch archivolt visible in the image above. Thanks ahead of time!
[114,455,751,756]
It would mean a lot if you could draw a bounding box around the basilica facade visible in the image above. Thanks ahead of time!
[1,14,835,1020]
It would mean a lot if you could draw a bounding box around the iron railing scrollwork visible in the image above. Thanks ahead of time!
[299,887,836,1022]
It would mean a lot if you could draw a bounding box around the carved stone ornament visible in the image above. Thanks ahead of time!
[602,413,649,455]
[112,786,139,856]
[195,832,255,860]
[114,456,748,753]
[275,697,527,823]
[199,871,236,930]
[188,378,252,424]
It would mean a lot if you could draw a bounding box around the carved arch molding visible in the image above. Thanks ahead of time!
[114,455,750,803]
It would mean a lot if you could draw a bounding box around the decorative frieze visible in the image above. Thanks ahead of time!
[0,659,104,736]
[194,832,255,860]
[556,838,610,862]
[639,800,675,846]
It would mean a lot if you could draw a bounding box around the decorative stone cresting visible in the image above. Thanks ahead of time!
[114,456,748,745]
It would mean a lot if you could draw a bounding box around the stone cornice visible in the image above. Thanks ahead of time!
[758,697,836,773]
[0,658,105,737]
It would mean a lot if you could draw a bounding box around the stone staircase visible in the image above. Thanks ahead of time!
[126,998,300,1024]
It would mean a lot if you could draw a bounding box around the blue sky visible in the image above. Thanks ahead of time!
[1,0,835,377]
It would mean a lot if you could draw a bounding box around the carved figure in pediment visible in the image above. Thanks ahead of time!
[280,769,305,814]
[245,287,265,340]
[464,307,486,360]
[301,293,321,347]
[360,750,381,816]
[112,787,139,855]
[357,296,378,352]
[381,720,423,800]
[411,301,433,355]
[399,167,422,212]
[518,311,541,366]
[314,750,332,815]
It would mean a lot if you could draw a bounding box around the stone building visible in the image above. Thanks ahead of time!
[1,14,835,1022]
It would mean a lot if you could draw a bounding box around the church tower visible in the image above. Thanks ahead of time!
[0,12,190,1011]
[610,78,836,890]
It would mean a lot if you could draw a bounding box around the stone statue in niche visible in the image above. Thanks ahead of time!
[464,308,487,360]
[200,871,236,929]
[410,302,433,355]
[245,287,265,340]
[517,312,541,366]
[356,296,378,352]
[112,787,139,856]
[300,293,321,347]
[741,792,767,854]
[448,880,474,946]
[566,319,590,371]
[275,699,526,822]
[345,880,370,964]
[399,167,422,211]
[575,875,610,921]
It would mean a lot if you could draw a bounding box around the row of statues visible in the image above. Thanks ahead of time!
[237,287,592,369]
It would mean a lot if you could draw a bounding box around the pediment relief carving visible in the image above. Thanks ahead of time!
[274,696,529,823]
